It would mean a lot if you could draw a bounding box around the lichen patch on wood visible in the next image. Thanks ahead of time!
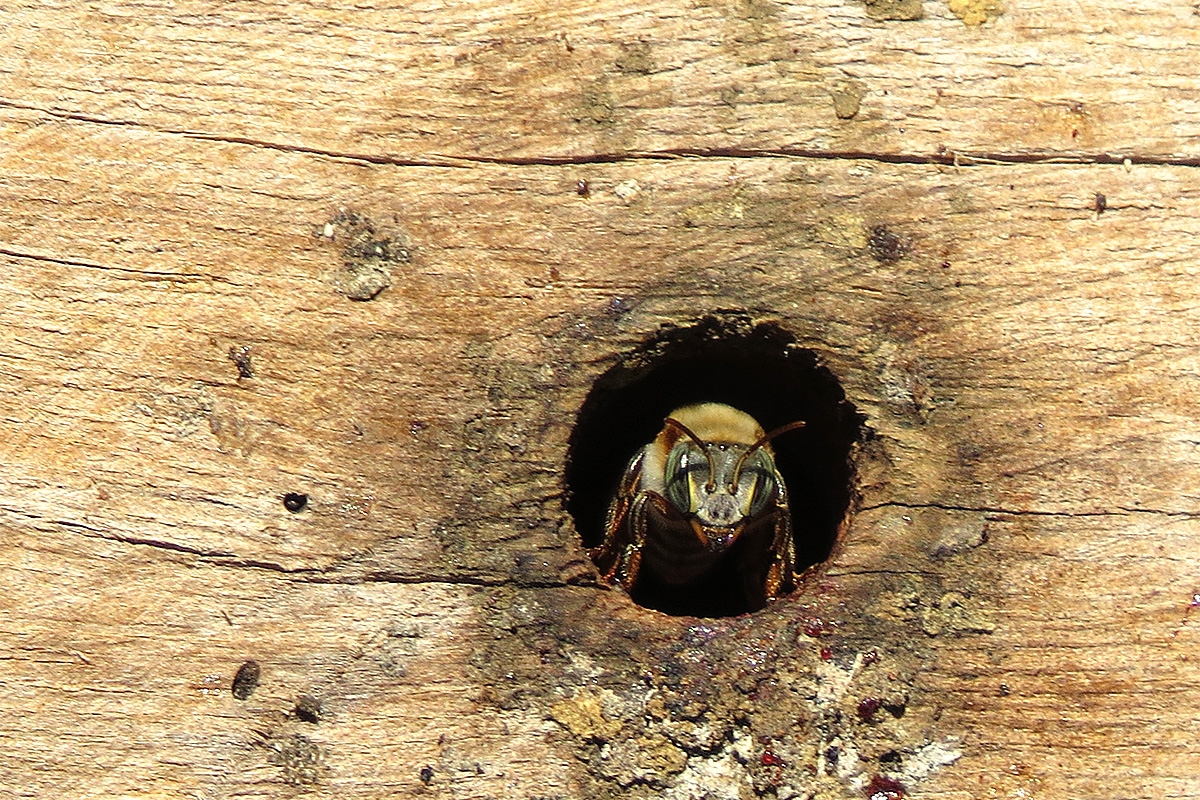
[322,210,412,301]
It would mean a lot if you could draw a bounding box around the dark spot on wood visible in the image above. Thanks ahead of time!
[232,659,261,699]
[865,774,906,799]
[859,0,923,20]
[576,178,590,197]
[419,765,434,784]
[880,749,902,764]
[293,694,321,723]
[1094,192,1107,214]
[336,211,410,263]
[803,618,831,638]
[615,41,655,74]
[605,296,634,316]
[956,440,984,464]
[868,225,908,263]
[283,493,309,512]
[857,696,881,722]
[228,345,253,378]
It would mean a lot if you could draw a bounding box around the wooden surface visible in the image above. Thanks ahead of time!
[2,1,1200,798]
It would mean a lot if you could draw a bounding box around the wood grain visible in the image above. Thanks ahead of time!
[2,1,1199,798]
[3,0,1200,162]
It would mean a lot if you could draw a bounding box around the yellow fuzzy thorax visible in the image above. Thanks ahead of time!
[662,403,765,446]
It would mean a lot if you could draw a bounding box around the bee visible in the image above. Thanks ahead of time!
[591,403,805,615]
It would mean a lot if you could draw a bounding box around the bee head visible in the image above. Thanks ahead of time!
[644,404,804,551]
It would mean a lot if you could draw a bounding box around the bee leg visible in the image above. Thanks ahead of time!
[764,505,796,602]
[614,542,642,589]
[591,524,626,585]
[612,493,652,589]
[765,561,782,601]
[591,450,647,585]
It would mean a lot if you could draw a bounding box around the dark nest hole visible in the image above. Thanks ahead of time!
[565,316,865,617]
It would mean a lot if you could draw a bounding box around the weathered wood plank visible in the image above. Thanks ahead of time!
[3,0,1199,162]
[0,527,575,797]
[3,4,1200,796]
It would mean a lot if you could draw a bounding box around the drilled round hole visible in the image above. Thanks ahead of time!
[566,316,864,617]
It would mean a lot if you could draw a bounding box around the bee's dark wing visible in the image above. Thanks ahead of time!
[590,448,646,582]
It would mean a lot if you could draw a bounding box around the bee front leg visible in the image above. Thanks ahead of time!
[612,492,654,590]
[764,503,797,602]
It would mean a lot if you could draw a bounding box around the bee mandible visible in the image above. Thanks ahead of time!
[590,402,804,615]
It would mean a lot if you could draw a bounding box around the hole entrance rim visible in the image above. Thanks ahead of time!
[565,314,866,618]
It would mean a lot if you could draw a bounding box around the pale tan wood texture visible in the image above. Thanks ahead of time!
[2,2,1199,799]
[3,0,1199,162]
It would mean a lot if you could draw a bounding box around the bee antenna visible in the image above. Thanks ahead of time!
[663,417,719,493]
[730,420,806,490]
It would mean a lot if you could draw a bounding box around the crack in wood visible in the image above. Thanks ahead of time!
[0,246,233,284]
[91,526,580,586]
[860,500,1200,520]
[4,99,1196,169]
[301,572,573,589]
